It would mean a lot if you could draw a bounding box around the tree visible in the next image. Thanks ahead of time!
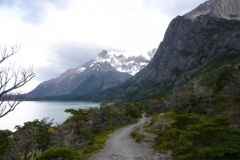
[168,80,213,114]
[52,123,74,147]
[7,118,54,160]
[65,108,89,137]
[124,102,141,118]
[0,45,35,118]
[0,130,13,157]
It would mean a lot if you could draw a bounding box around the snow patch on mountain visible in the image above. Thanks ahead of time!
[77,67,86,73]
[76,49,157,76]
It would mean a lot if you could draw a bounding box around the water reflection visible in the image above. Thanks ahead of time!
[0,101,100,131]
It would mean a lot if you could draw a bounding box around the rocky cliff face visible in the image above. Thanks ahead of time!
[184,0,240,20]
[133,15,240,84]
[91,0,240,102]
[27,50,156,98]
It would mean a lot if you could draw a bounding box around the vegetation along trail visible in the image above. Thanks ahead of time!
[91,114,159,160]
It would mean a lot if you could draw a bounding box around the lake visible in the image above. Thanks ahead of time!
[0,101,100,131]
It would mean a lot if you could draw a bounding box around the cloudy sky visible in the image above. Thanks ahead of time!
[0,0,206,93]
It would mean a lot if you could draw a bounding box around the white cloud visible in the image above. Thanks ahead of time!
[142,0,206,18]
[0,0,206,92]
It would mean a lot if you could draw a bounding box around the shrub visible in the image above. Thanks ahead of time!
[155,115,240,160]
[124,103,142,118]
[131,131,145,142]
[82,128,95,144]
[214,67,234,93]
[38,147,82,160]
[0,130,13,156]
[172,114,199,129]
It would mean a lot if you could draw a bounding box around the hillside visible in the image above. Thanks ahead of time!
[27,50,156,99]
[3,1,240,160]
[91,0,240,102]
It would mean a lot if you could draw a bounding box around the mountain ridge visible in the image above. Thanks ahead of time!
[184,0,240,20]
[89,0,240,102]
[27,49,156,99]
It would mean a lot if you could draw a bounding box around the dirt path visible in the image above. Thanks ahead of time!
[90,115,158,160]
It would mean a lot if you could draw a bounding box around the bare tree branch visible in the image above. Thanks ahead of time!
[0,45,20,64]
[0,44,35,118]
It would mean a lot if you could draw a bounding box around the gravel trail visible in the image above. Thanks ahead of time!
[91,115,157,160]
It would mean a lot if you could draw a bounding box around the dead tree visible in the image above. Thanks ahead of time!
[0,45,35,118]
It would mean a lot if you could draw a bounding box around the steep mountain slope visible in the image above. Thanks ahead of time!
[27,50,156,98]
[184,0,240,20]
[91,0,240,102]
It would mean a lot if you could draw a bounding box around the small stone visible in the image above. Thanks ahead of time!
[112,154,119,158]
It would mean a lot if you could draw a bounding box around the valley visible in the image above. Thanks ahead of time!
[1,0,240,159]
[27,49,156,100]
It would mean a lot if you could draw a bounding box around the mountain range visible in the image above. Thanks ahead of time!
[27,49,156,99]
[28,0,240,103]
[89,0,240,102]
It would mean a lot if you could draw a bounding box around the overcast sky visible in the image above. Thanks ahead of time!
[0,0,206,93]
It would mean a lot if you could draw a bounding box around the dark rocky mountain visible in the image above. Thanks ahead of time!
[27,50,156,98]
[91,0,240,102]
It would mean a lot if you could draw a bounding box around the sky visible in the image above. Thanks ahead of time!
[0,0,206,93]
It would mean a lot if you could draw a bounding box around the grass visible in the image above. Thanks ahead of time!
[79,129,115,159]
[144,127,156,134]
[131,130,145,142]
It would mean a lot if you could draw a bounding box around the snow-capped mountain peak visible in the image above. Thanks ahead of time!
[27,49,157,99]
[77,49,156,76]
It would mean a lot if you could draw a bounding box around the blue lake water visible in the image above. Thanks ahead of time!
[0,101,100,131]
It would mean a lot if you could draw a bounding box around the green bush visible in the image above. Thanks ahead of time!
[154,128,184,149]
[124,103,142,118]
[144,127,156,134]
[0,130,13,156]
[214,67,234,93]
[38,147,82,160]
[172,114,199,129]
[155,115,240,160]
[82,128,95,144]
[131,131,145,142]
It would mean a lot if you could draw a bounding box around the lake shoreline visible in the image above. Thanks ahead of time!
[0,101,100,131]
